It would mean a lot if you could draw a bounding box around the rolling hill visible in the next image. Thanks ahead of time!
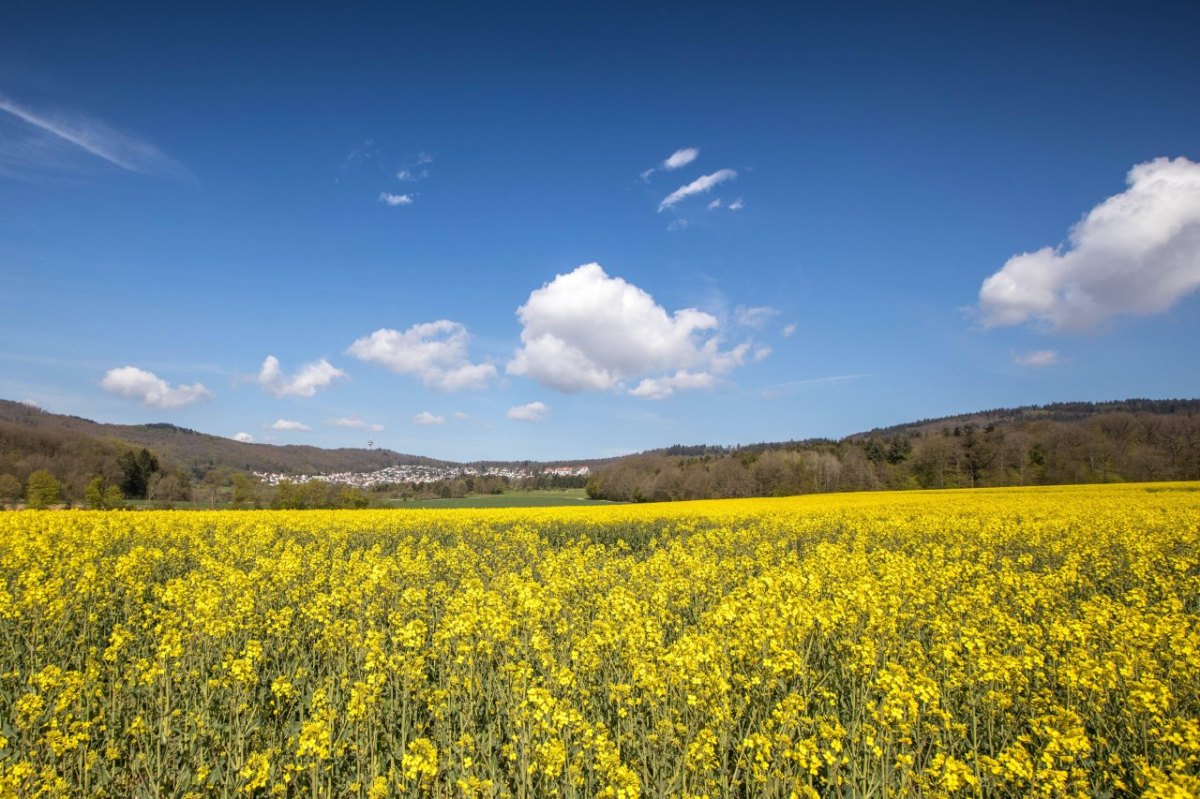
[0,399,446,478]
[2,397,1197,505]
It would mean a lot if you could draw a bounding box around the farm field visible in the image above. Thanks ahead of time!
[385,489,617,509]
[1,484,1198,798]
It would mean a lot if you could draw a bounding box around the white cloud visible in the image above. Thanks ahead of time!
[781,323,797,337]
[453,411,470,420]
[508,263,756,395]
[628,370,718,400]
[413,411,445,425]
[664,147,699,170]
[395,152,433,182]
[979,157,1200,331]
[507,401,549,421]
[326,415,384,431]
[233,432,255,443]
[0,94,193,182]
[709,197,745,212]
[760,373,873,400]
[1014,349,1060,368]
[347,320,497,390]
[257,356,346,398]
[100,366,213,408]
[379,192,414,206]
[735,306,779,329]
[659,169,737,211]
[270,419,311,432]
[666,218,689,232]
[641,147,699,180]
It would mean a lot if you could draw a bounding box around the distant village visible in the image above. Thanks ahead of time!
[253,463,590,489]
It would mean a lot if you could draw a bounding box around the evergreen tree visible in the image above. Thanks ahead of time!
[118,448,161,499]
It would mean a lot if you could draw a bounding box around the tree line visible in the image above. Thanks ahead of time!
[0,445,196,509]
[4,401,1197,509]
[584,411,1200,502]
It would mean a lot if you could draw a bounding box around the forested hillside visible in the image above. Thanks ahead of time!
[0,399,451,504]
[585,400,1200,501]
[3,398,1198,507]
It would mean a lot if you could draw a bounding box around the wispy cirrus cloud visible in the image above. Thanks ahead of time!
[759,373,873,400]
[396,152,433,181]
[0,94,194,182]
[659,169,737,211]
[383,153,433,202]
[734,306,779,329]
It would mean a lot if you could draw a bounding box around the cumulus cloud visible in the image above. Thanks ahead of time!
[728,198,745,211]
[100,366,213,408]
[628,370,718,400]
[507,401,548,421]
[233,432,255,443]
[979,157,1200,331]
[508,263,756,395]
[257,356,346,398]
[326,415,384,431]
[413,411,445,425]
[347,320,497,390]
[270,419,311,432]
[379,192,413,207]
[781,323,797,337]
[641,147,699,180]
[659,169,737,212]
[1014,350,1060,368]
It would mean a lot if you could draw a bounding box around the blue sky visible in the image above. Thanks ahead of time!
[2,2,1198,461]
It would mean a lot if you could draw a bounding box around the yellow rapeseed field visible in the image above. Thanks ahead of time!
[1,483,1198,798]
